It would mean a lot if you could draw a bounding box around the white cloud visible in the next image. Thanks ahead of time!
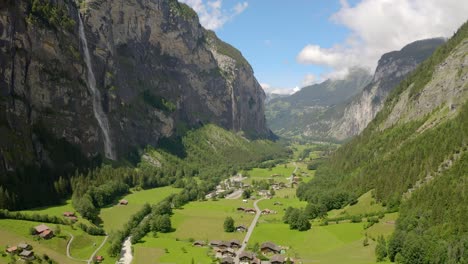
[179,0,248,30]
[301,73,319,87]
[297,0,468,78]
[264,85,301,95]
[260,83,271,90]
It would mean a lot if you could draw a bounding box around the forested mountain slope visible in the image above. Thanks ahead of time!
[297,22,468,263]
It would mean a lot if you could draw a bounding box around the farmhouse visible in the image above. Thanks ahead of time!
[18,243,31,250]
[193,240,206,247]
[239,251,256,263]
[221,256,235,264]
[236,225,247,232]
[270,255,285,264]
[210,240,222,247]
[230,239,241,249]
[95,255,104,262]
[261,209,276,215]
[63,212,75,217]
[261,242,281,254]
[244,208,256,214]
[19,250,34,260]
[119,199,129,205]
[5,246,17,254]
[218,241,230,249]
[34,224,50,234]
[237,207,246,212]
[39,229,54,239]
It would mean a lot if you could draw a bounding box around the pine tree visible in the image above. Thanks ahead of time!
[375,235,387,261]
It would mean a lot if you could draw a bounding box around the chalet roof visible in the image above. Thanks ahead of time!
[119,199,128,204]
[236,225,247,229]
[221,257,234,264]
[210,240,221,246]
[19,250,33,257]
[63,212,75,216]
[6,246,17,253]
[34,224,50,233]
[96,255,104,261]
[239,251,255,260]
[270,254,285,263]
[261,242,281,252]
[17,243,30,249]
[193,240,206,245]
[230,239,241,246]
[219,241,230,247]
[39,229,53,238]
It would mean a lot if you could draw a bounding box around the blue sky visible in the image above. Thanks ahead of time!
[180,0,468,94]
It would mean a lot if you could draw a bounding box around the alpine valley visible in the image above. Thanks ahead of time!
[0,1,467,264]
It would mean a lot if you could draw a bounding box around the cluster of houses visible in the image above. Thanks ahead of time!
[193,240,294,264]
[236,207,277,215]
[5,243,34,261]
[34,224,54,239]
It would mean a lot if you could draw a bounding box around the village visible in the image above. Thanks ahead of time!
[192,240,295,264]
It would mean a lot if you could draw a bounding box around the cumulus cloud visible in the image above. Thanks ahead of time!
[297,0,468,79]
[179,0,248,30]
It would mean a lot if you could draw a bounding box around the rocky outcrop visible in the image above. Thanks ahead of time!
[329,38,445,140]
[0,0,269,173]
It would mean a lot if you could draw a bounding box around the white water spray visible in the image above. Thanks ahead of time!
[78,11,116,160]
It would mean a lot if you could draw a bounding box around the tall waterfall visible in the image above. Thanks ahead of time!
[77,11,116,160]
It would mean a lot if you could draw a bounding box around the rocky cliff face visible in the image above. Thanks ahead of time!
[0,0,269,173]
[329,38,445,140]
[266,68,372,140]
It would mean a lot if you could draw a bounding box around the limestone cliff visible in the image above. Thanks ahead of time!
[0,0,269,174]
[329,38,445,140]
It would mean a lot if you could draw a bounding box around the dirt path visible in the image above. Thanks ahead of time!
[87,235,108,264]
[66,233,87,262]
[234,197,266,264]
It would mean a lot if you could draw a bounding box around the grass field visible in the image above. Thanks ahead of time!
[250,187,394,264]
[0,219,103,264]
[366,212,398,239]
[133,198,257,263]
[99,186,181,232]
[133,237,213,264]
[328,190,386,219]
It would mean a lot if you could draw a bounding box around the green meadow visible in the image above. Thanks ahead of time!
[328,190,386,218]
[249,187,394,264]
[133,198,257,263]
[0,219,101,264]
[99,186,181,232]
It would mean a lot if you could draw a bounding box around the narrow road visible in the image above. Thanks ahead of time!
[66,233,87,262]
[86,235,109,264]
[235,198,266,264]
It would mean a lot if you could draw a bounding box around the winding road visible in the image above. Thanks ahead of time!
[66,232,108,264]
[234,197,266,264]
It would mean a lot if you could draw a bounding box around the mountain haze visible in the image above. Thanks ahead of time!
[266,68,372,139]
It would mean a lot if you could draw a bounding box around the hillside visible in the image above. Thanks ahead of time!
[266,68,372,140]
[0,0,270,208]
[297,22,468,263]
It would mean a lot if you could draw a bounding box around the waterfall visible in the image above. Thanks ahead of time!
[77,11,116,160]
